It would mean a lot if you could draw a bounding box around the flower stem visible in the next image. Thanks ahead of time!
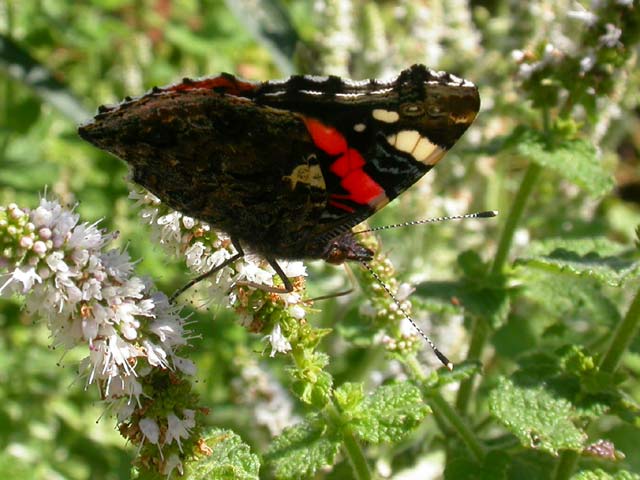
[326,401,371,480]
[456,161,542,415]
[429,392,485,462]
[599,287,640,373]
[490,162,542,276]
[552,450,579,480]
[342,428,372,480]
[454,316,489,414]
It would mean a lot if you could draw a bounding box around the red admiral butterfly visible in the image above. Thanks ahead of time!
[78,65,480,298]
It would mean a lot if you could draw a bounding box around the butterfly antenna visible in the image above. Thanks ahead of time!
[355,210,498,234]
[360,261,453,370]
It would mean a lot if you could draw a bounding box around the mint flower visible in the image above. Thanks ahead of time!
[0,198,202,475]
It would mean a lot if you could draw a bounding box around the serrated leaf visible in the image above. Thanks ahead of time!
[423,361,482,390]
[507,126,614,197]
[187,428,259,480]
[415,250,511,328]
[350,382,430,444]
[264,414,340,480]
[415,279,510,329]
[517,237,639,286]
[488,378,587,455]
[571,469,640,480]
[516,268,621,327]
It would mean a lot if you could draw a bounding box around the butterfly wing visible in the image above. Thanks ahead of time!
[252,65,480,256]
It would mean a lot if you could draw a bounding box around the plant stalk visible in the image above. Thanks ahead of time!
[599,286,640,373]
[326,401,371,480]
[490,162,542,276]
[553,450,579,480]
[456,162,542,415]
[455,317,489,414]
[429,392,485,462]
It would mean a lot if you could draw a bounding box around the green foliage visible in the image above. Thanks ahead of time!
[489,377,587,455]
[190,429,260,480]
[504,126,615,198]
[2,1,640,479]
[519,237,639,286]
[264,414,341,480]
[340,382,431,443]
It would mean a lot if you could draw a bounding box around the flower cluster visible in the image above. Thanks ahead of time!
[0,199,201,476]
[130,187,307,356]
[130,187,337,408]
[512,0,637,135]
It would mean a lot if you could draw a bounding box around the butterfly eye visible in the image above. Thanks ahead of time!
[400,103,424,117]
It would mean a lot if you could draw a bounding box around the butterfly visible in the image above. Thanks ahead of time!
[78,65,480,294]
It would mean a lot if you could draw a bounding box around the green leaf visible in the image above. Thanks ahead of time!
[334,382,364,413]
[506,126,614,197]
[517,237,639,286]
[488,377,587,455]
[290,368,333,408]
[571,469,640,480]
[415,279,510,328]
[516,268,621,327]
[186,428,259,480]
[349,382,430,444]
[264,414,340,480]
[423,361,482,390]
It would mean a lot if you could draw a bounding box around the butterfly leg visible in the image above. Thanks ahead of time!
[169,239,245,302]
[233,257,294,294]
[306,263,356,302]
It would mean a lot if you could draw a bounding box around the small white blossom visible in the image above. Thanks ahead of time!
[280,261,307,278]
[139,418,160,445]
[599,23,622,47]
[0,266,42,296]
[235,259,275,287]
[289,305,306,320]
[580,54,596,72]
[162,454,184,477]
[264,323,292,357]
[567,9,598,26]
[233,359,298,436]
[173,356,197,375]
[511,49,526,62]
[165,410,196,451]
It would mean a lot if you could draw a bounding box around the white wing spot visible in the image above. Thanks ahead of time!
[395,130,421,154]
[353,123,366,132]
[372,109,400,123]
[386,130,447,165]
[413,137,438,162]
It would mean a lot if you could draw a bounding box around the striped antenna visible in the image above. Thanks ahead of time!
[360,261,453,370]
[355,210,498,234]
